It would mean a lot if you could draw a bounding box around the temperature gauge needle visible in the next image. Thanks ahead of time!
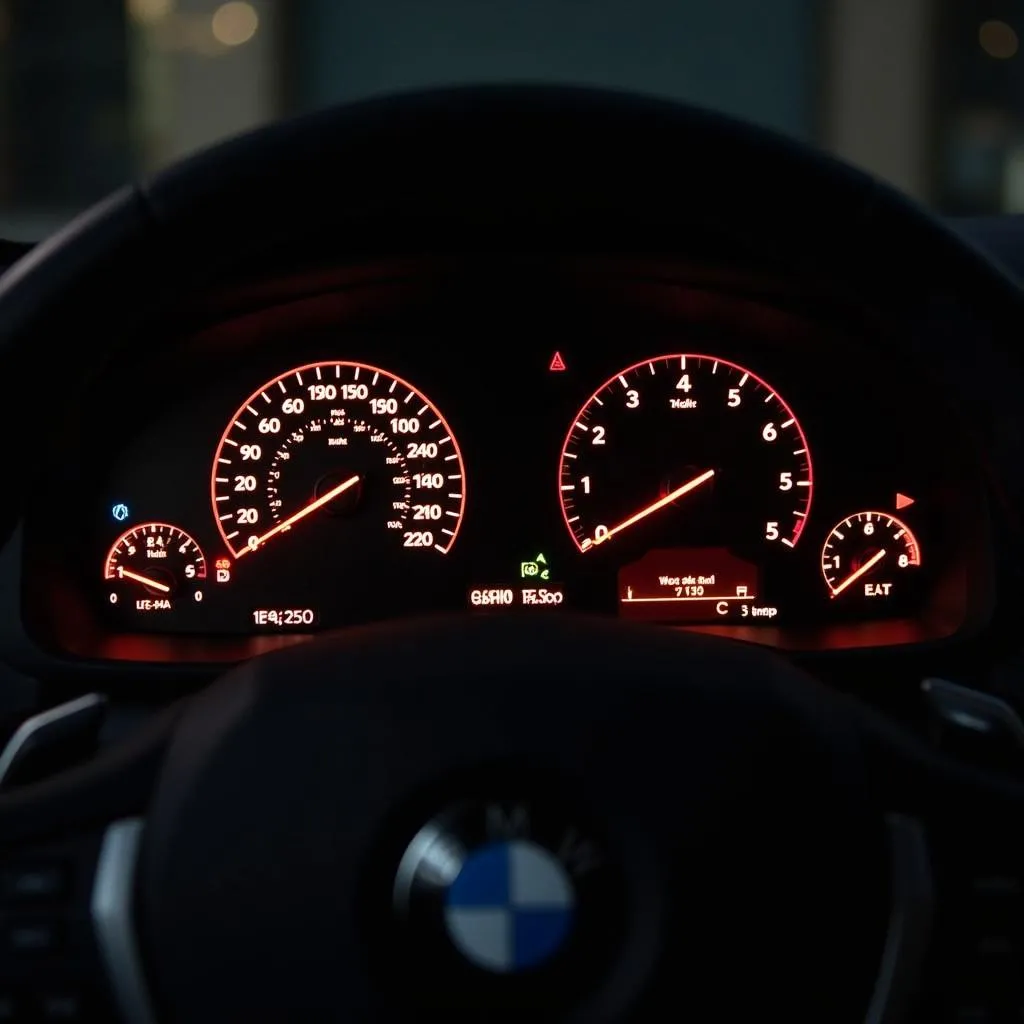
[236,473,361,557]
[118,568,171,594]
[830,548,886,598]
[591,468,715,547]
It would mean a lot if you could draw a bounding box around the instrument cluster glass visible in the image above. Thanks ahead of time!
[20,269,983,659]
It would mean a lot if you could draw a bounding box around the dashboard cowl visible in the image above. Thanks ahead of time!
[0,87,1021,535]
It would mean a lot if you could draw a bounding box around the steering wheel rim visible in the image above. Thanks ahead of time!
[0,86,1023,1022]
[3,86,1023,549]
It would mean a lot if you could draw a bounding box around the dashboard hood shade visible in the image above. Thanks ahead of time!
[0,84,1021,543]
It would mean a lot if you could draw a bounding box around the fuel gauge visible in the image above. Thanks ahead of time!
[821,511,921,604]
[104,522,207,615]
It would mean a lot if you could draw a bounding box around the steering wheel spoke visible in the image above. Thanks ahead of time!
[919,785,1024,1023]
[0,704,178,1022]
[924,816,1024,1022]
[857,699,1024,1023]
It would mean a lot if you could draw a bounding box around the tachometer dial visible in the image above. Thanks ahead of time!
[821,511,921,602]
[104,522,206,613]
[211,362,466,560]
[559,355,813,555]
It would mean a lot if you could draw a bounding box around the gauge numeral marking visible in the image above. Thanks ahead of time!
[559,354,813,552]
[211,362,466,559]
[820,510,921,599]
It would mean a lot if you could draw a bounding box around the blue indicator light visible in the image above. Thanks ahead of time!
[111,503,129,522]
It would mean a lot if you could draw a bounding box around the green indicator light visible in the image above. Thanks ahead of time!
[520,553,550,580]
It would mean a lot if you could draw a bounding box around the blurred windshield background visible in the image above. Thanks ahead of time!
[0,0,1021,238]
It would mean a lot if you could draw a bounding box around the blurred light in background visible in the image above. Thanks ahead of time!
[211,2,258,47]
[128,0,173,23]
[128,0,258,55]
[978,19,1018,60]
[6,0,1024,239]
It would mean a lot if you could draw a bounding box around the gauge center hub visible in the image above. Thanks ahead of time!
[267,416,393,522]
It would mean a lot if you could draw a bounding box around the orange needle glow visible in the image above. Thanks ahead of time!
[118,568,171,594]
[830,548,886,598]
[591,468,715,548]
[235,473,361,558]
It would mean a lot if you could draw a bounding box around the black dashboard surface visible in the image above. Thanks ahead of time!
[0,95,1022,710]
[2,85,1024,1020]
[9,256,994,670]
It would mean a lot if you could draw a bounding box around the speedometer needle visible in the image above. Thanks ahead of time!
[830,548,886,598]
[590,468,715,548]
[235,473,361,558]
[117,568,171,593]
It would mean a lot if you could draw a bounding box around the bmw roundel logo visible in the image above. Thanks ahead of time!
[442,838,575,972]
[389,796,626,1007]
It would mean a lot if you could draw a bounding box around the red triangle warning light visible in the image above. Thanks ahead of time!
[549,351,567,372]
[895,493,914,510]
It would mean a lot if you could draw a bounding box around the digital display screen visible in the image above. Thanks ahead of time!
[619,547,777,623]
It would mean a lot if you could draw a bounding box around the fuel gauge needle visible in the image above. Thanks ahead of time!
[118,568,171,593]
[830,548,886,598]
[235,473,361,557]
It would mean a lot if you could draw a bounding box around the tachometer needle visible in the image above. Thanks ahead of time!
[591,468,715,548]
[235,473,361,558]
[117,568,171,593]
[830,548,886,598]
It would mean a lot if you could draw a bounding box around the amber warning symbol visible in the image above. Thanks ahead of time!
[549,351,567,372]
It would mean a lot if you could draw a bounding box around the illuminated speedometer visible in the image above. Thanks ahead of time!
[211,362,466,560]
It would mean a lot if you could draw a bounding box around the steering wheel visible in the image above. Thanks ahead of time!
[1,86,1023,1023]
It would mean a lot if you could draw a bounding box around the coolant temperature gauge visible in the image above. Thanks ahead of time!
[821,511,921,602]
[104,522,207,614]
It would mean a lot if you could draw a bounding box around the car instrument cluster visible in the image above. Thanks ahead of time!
[20,264,988,661]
